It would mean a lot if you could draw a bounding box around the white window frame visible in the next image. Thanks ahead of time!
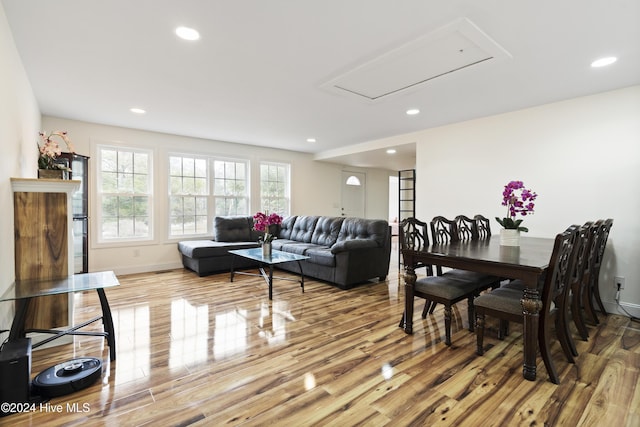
[96,144,153,244]
[260,161,290,216]
[212,158,250,218]
[168,154,210,238]
[166,154,250,239]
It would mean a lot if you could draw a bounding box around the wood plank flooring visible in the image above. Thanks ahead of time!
[4,243,639,426]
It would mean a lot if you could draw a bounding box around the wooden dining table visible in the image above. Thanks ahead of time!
[399,235,555,381]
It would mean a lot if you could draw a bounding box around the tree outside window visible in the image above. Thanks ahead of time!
[99,146,152,241]
[260,162,290,215]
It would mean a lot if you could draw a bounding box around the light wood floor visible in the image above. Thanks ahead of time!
[5,244,640,426]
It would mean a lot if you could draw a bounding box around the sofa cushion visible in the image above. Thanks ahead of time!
[311,216,344,247]
[305,246,336,267]
[178,240,258,258]
[278,242,318,255]
[277,216,297,240]
[336,218,388,247]
[289,216,319,243]
[271,239,295,251]
[214,216,253,242]
[330,238,377,254]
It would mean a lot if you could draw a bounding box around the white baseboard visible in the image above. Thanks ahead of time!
[603,299,640,319]
[108,262,183,276]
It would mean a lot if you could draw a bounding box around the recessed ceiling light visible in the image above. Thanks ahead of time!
[130,108,146,114]
[406,108,420,115]
[591,56,617,68]
[386,149,397,154]
[175,26,200,41]
[306,138,317,143]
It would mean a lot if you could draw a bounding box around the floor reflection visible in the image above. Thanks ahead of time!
[170,298,209,367]
[213,308,248,359]
[111,304,150,384]
[257,301,295,345]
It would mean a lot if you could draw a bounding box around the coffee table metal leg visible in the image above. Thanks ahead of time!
[97,288,116,361]
[296,260,305,293]
[230,255,236,282]
[8,297,31,341]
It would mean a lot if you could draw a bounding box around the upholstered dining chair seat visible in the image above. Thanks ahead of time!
[415,276,479,300]
[474,287,524,316]
[410,273,482,346]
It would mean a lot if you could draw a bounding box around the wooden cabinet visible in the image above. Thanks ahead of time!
[11,178,80,329]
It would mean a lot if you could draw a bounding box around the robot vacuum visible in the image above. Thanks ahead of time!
[32,357,102,397]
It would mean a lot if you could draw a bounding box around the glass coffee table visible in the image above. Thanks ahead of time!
[228,248,309,300]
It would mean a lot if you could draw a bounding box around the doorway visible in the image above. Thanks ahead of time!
[341,171,365,218]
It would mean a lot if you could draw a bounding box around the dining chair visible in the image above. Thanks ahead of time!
[474,214,492,240]
[401,216,501,346]
[558,224,591,358]
[588,218,613,323]
[398,217,438,316]
[454,215,479,240]
[438,216,502,289]
[579,220,603,324]
[500,224,583,342]
[398,217,433,276]
[422,216,459,314]
[409,267,483,346]
[568,222,595,343]
[396,217,437,320]
[474,227,580,384]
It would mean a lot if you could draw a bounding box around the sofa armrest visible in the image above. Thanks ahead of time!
[330,239,377,254]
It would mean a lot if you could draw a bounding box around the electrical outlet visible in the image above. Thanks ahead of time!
[614,276,625,290]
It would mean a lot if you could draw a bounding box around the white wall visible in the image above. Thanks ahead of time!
[389,175,399,222]
[41,116,390,275]
[412,86,640,316]
[0,4,42,331]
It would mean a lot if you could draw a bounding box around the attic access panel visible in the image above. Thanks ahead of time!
[322,17,511,102]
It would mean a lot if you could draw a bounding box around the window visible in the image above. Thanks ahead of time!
[98,146,152,241]
[260,162,290,215]
[169,155,208,236]
[168,155,249,238]
[213,159,249,216]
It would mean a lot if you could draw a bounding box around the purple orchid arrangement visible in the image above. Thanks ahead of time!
[495,180,538,232]
[253,212,283,243]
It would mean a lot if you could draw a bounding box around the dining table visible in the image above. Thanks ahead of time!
[399,235,555,381]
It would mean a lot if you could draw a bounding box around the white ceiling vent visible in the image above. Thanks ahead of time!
[322,18,511,102]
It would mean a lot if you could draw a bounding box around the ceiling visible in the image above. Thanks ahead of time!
[3,1,639,171]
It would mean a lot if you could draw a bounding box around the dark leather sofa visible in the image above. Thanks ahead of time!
[177,215,391,289]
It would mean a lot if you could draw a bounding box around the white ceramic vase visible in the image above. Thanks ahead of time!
[500,229,520,247]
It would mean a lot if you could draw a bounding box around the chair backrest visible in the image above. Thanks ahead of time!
[399,217,433,275]
[581,220,602,286]
[399,217,429,252]
[594,218,613,269]
[430,216,458,244]
[474,215,492,239]
[541,228,579,317]
[569,223,593,291]
[454,215,479,241]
